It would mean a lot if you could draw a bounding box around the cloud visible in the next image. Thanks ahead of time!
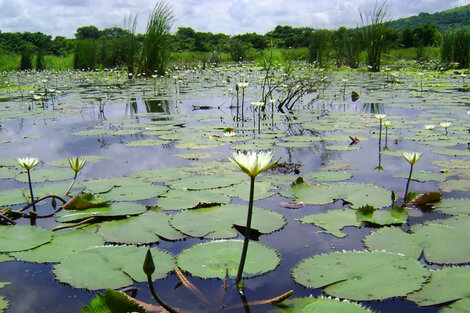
[0,0,467,37]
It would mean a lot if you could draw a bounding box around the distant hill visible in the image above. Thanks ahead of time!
[388,4,470,33]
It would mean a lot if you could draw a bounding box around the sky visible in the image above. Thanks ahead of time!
[0,0,469,38]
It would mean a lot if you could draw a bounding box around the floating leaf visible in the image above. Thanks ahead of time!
[304,171,353,182]
[364,217,470,264]
[55,201,147,222]
[53,246,174,290]
[101,184,168,201]
[11,230,104,263]
[407,266,470,307]
[177,240,280,279]
[0,254,13,262]
[356,205,408,226]
[433,198,470,215]
[14,168,74,183]
[62,193,110,210]
[298,209,359,238]
[156,189,230,211]
[171,204,286,239]
[0,282,9,312]
[95,211,185,244]
[392,170,447,182]
[270,295,376,313]
[49,155,112,167]
[216,180,277,201]
[292,250,429,301]
[407,192,441,207]
[82,289,145,313]
[166,174,243,190]
[125,139,170,146]
[0,225,52,253]
[128,167,190,183]
[439,179,470,192]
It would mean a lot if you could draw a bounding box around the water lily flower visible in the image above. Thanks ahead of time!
[425,125,435,130]
[250,102,265,107]
[440,122,452,135]
[402,152,422,165]
[229,151,279,178]
[17,157,40,170]
[374,114,386,120]
[68,157,86,173]
[383,121,391,128]
[237,82,249,89]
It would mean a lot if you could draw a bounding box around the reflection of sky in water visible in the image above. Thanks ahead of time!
[0,72,461,312]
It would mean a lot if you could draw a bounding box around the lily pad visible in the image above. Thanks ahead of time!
[55,201,147,222]
[11,230,105,263]
[101,184,168,201]
[407,266,470,307]
[95,211,185,244]
[125,139,170,146]
[304,171,353,182]
[15,167,75,183]
[48,155,112,167]
[82,289,145,313]
[292,250,429,301]
[53,245,174,290]
[364,218,470,264]
[216,180,277,201]
[356,205,408,226]
[170,204,286,239]
[392,170,446,182]
[62,193,110,210]
[166,174,243,190]
[298,209,359,238]
[0,254,13,262]
[270,296,376,313]
[0,282,9,312]
[0,225,52,253]
[433,198,470,215]
[156,189,231,211]
[177,240,280,279]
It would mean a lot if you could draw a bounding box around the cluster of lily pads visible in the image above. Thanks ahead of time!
[0,63,470,312]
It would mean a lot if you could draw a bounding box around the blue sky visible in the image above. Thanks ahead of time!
[0,0,468,38]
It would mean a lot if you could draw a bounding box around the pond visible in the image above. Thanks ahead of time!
[0,64,470,313]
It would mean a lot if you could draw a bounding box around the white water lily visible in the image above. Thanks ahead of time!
[383,121,391,128]
[250,102,265,107]
[440,122,451,128]
[229,151,279,178]
[374,114,386,120]
[68,157,86,173]
[237,82,249,89]
[402,152,422,165]
[425,125,435,130]
[16,157,40,171]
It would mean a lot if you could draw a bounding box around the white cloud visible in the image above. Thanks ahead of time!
[0,0,468,37]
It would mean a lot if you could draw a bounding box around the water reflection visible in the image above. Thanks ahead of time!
[145,99,170,114]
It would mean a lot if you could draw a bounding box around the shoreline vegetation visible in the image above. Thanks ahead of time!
[0,2,468,73]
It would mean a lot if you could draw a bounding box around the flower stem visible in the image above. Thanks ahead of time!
[403,164,414,205]
[27,169,36,213]
[64,172,78,197]
[236,176,255,289]
[147,274,178,313]
[378,120,383,151]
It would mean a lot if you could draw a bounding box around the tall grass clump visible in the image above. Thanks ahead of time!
[441,29,470,68]
[360,1,389,72]
[73,40,97,70]
[35,49,45,71]
[125,12,139,75]
[142,1,174,76]
[308,29,332,67]
[19,45,34,71]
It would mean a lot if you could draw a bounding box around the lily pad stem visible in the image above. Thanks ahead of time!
[18,195,67,213]
[403,163,414,205]
[235,176,255,289]
[147,274,179,313]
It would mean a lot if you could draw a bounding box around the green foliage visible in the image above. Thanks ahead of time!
[441,28,470,68]
[0,225,52,253]
[292,250,430,300]
[142,1,174,75]
[271,296,377,313]
[73,40,97,70]
[308,29,332,66]
[19,44,34,71]
[82,289,145,313]
[75,25,101,40]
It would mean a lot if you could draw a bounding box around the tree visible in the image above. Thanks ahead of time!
[75,26,100,40]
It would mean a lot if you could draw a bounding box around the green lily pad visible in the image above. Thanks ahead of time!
[177,240,280,279]
[156,189,231,211]
[0,225,52,253]
[63,193,110,210]
[128,167,190,183]
[0,167,19,180]
[95,211,185,244]
[15,167,74,183]
[166,174,244,190]
[125,139,170,146]
[407,266,470,307]
[356,205,408,226]
[432,159,469,169]
[270,296,376,313]
[216,180,277,201]
[101,184,168,201]
[440,298,470,313]
[291,178,391,209]
[433,198,470,215]
[392,170,446,182]
[432,149,470,156]
[11,230,105,263]
[48,155,112,167]
[439,179,470,192]
[364,217,470,264]
[55,201,147,222]
[304,171,353,182]
[82,289,145,313]
[325,145,361,151]
[0,188,26,206]
[0,282,9,312]
[170,204,286,239]
[0,254,13,262]
[292,250,429,301]
[53,245,174,290]
[298,209,359,238]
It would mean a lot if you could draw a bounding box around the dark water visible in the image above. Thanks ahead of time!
[0,70,465,313]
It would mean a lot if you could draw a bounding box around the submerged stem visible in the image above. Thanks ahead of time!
[147,274,178,313]
[235,176,255,289]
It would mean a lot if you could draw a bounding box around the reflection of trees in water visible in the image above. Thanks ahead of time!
[126,97,138,118]
[145,99,170,114]
[362,102,384,114]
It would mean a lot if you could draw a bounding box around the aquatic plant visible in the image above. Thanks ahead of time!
[64,157,86,196]
[141,1,174,76]
[360,1,389,72]
[402,152,423,204]
[383,120,391,149]
[440,121,451,135]
[229,151,279,288]
[16,157,40,213]
[375,114,386,150]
